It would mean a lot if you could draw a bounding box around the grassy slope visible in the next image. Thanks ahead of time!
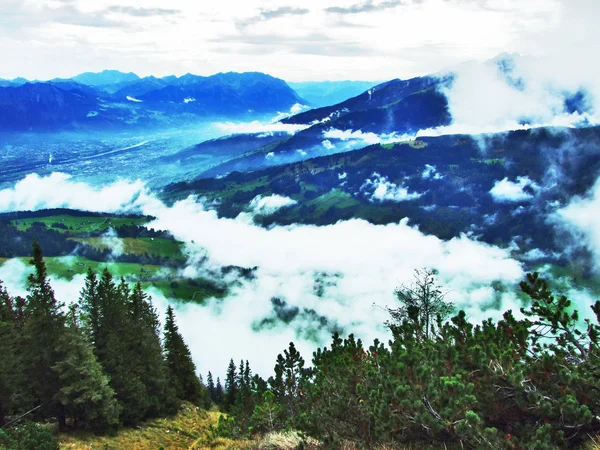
[13,215,148,234]
[70,237,185,260]
[59,403,250,450]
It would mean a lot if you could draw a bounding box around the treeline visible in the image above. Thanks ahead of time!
[0,243,208,436]
[213,270,600,449]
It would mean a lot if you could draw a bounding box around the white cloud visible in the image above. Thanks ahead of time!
[215,120,308,135]
[101,227,124,258]
[0,172,154,213]
[126,95,143,102]
[489,176,540,203]
[422,164,443,180]
[322,139,334,150]
[248,194,297,215]
[361,173,423,202]
[323,128,407,146]
[554,177,600,270]
[0,172,527,377]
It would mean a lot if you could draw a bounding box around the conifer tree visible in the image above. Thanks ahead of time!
[269,342,306,423]
[21,242,67,427]
[207,372,216,403]
[163,305,202,404]
[78,268,100,345]
[0,282,18,427]
[224,359,238,412]
[90,269,147,425]
[128,282,177,417]
[52,316,120,431]
[215,377,224,405]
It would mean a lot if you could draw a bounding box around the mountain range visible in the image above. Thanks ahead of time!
[0,71,306,131]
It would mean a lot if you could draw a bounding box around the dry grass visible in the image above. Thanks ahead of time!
[585,435,600,450]
[59,403,251,450]
[254,430,320,449]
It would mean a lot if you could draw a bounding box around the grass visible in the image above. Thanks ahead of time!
[142,278,227,304]
[306,189,361,215]
[381,140,428,150]
[59,403,251,450]
[34,256,168,282]
[70,237,185,260]
[13,215,149,234]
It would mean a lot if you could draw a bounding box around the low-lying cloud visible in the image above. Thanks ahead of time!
[362,173,424,202]
[0,172,529,377]
[438,53,600,137]
[490,176,541,203]
[248,194,297,215]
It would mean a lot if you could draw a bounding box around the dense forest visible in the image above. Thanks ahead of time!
[2,246,600,449]
[0,243,209,448]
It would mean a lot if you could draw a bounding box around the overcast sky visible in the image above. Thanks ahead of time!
[0,0,595,81]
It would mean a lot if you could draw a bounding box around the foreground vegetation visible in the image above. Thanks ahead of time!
[207,270,600,449]
[3,245,600,449]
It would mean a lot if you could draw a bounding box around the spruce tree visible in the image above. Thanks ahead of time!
[21,242,67,427]
[215,377,224,406]
[52,316,120,431]
[224,359,238,412]
[128,283,177,417]
[0,282,18,427]
[207,372,216,403]
[78,268,100,345]
[163,305,202,404]
[90,269,147,425]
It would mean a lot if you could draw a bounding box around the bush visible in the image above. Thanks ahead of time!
[0,421,59,450]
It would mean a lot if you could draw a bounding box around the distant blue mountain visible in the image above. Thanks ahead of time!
[132,72,305,114]
[288,81,379,107]
[72,70,140,87]
[0,71,307,131]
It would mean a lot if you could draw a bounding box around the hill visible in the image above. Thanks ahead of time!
[0,72,307,131]
[165,125,600,284]
[288,80,379,107]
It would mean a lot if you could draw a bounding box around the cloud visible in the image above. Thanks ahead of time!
[489,176,540,203]
[105,6,181,17]
[326,0,403,14]
[553,178,600,270]
[237,7,309,29]
[361,173,424,202]
[438,53,600,136]
[216,106,311,135]
[214,121,308,135]
[101,227,124,258]
[0,173,527,377]
[0,173,153,213]
[323,128,408,146]
[248,194,297,215]
[422,164,443,179]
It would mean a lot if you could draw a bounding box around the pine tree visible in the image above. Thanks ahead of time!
[0,282,18,427]
[215,377,224,406]
[269,342,306,423]
[21,242,67,427]
[163,305,202,404]
[78,268,100,345]
[128,282,177,417]
[207,372,216,403]
[90,269,147,425]
[52,316,120,431]
[224,359,238,412]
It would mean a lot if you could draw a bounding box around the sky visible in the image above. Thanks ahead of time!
[0,0,596,81]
